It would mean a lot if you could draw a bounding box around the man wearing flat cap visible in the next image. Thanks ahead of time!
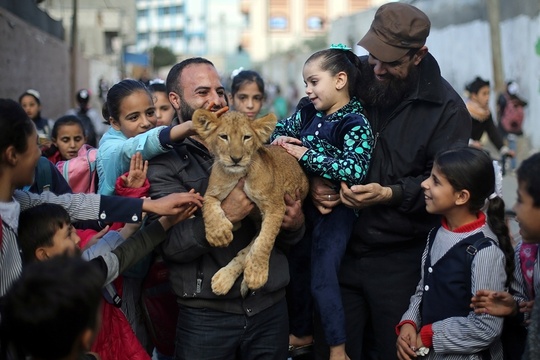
[310,3,471,359]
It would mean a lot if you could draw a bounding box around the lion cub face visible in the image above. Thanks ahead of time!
[192,110,277,174]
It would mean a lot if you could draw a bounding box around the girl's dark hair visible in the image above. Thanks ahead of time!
[42,115,85,158]
[0,99,35,162]
[0,255,104,360]
[51,115,86,139]
[305,48,363,100]
[102,79,151,124]
[231,70,265,97]
[435,147,514,286]
[517,152,540,207]
[18,203,72,263]
[465,76,490,95]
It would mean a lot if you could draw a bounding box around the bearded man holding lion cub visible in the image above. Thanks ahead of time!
[148,57,306,360]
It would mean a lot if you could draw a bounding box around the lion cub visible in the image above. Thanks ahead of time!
[192,109,309,296]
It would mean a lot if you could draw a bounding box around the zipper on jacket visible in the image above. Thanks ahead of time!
[196,259,203,294]
[373,132,380,149]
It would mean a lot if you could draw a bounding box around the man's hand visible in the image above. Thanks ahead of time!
[281,190,305,231]
[470,290,516,316]
[143,191,204,216]
[310,177,341,215]
[221,178,254,223]
[340,182,392,210]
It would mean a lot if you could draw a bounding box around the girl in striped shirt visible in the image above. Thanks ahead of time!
[396,147,514,360]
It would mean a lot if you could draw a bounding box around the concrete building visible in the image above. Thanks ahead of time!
[42,0,137,61]
[38,0,137,108]
[135,0,245,73]
[133,0,388,73]
[0,0,71,118]
[242,0,388,62]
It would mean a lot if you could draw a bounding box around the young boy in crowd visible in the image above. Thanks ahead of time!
[0,256,104,360]
[471,152,540,359]
[17,199,202,286]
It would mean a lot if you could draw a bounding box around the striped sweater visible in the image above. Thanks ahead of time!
[399,213,507,359]
[1,190,144,296]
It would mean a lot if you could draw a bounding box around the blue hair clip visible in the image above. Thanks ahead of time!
[330,43,352,51]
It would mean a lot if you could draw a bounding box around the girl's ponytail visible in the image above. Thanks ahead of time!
[486,195,514,287]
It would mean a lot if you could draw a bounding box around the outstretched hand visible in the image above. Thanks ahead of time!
[80,225,110,251]
[158,189,204,230]
[206,101,229,117]
[143,191,204,216]
[121,152,148,189]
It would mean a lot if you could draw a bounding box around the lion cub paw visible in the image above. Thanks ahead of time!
[205,221,234,247]
[243,254,269,290]
[211,268,236,295]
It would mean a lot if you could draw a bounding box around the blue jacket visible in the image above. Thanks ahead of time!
[97,126,172,195]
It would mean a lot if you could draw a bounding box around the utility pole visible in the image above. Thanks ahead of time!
[70,0,78,99]
[486,0,505,93]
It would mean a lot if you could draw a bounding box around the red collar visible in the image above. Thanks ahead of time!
[441,212,486,233]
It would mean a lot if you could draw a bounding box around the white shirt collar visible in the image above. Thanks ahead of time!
[0,199,21,232]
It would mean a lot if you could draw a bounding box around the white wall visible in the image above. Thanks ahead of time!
[427,14,540,151]
[327,3,540,151]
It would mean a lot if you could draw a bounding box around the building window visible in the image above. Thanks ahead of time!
[173,5,184,14]
[158,30,184,40]
[137,32,149,42]
[157,5,184,16]
[307,16,324,30]
[157,7,171,15]
[269,15,288,30]
[105,31,119,53]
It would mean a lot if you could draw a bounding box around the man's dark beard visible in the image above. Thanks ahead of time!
[358,60,419,108]
[179,97,196,123]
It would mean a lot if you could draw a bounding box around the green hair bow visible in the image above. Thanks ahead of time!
[330,43,352,51]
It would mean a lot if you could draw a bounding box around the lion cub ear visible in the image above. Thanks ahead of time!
[251,113,277,143]
[192,109,220,140]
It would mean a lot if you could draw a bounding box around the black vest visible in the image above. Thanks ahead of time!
[421,229,494,325]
